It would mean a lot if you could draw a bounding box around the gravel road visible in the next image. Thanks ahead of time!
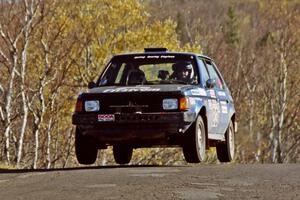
[0,164,299,200]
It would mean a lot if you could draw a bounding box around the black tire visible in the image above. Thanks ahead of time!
[216,121,235,162]
[113,145,133,165]
[183,115,206,163]
[75,128,97,165]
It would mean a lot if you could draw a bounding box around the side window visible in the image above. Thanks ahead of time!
[198,57,210,84]
[205,60,224,89]
[99,63,117,85]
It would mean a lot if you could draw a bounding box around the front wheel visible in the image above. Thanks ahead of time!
[216,120,235,162]
[113,145,133,164]
[183,115,207,163]
[75,128,98,165]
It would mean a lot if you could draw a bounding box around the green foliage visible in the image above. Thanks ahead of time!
[1,0,299,168]
[147,0,300,164]
[224,6,240,47]
[0,0,202,168]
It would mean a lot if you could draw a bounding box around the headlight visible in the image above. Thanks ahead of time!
[162,98,178,110]
[85,100,100,112]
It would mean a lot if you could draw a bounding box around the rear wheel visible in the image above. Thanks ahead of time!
[216,121,235,162]
[75,128,98,165]
[113,145,133,164]
[183,115,206,163]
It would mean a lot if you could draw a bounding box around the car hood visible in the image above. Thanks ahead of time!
[87,84,197,95]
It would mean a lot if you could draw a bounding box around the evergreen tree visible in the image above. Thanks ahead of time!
[224,6,240,47]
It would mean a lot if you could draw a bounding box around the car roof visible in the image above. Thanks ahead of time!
[113,51,213,61]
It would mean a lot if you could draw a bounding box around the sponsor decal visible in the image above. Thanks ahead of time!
[147,55,160,59]
[207,99,211,109]
[134,56,146,59]
[191,88,207,96]
[197,98,203,102]
[189,97,196,105]
[208,99,212,107]
[221,105,228,114]
[103,87,161,93]
[210,100,219,127]
[160,55,175,58]
[98,114,115,122]
[220,101,227,105]
[209,90,216,98]
[134,55,175,59]
[218,91,226,97]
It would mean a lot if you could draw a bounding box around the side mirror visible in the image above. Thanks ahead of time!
[88,81,96,89]
[206,79,216,89]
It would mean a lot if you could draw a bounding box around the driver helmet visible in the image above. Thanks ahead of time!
[172,61,194,81]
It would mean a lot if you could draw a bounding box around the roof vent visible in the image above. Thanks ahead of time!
[144,48,168,52]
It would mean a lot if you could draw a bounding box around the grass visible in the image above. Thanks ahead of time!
[0,163,16,170]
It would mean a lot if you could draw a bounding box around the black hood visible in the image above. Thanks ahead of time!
[87,84,197,95]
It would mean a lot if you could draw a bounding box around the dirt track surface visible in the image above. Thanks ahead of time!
[0,164,299,200]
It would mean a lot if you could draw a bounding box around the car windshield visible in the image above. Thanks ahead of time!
[98,54,199,86]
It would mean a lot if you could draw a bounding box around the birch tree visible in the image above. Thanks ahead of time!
[257,0,300,163]
[0,0,41,166]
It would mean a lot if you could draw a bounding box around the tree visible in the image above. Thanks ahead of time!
[224,6,240,48]
[0,0,200,169]
[0,0,42,167]
[147,0,300,164]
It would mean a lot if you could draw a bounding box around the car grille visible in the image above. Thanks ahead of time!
[84,92,180,114]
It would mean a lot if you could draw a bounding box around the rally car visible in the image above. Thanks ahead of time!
[72,48,236,165]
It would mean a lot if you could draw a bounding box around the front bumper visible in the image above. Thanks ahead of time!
[72,112,185,125]
[72,112,190,143]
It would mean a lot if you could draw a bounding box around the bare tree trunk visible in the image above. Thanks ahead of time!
[184,17,193,44]
[0,85,4,126]
[46,118,53,169]
[15,0,40,168]
[33,127,39,169]
[4,127,11,164]
[32,93,46,169]
[17,19,31,169]
[3,52,18,165]
[271,51,288,163]
[53,130,60,168]
[275,52,287,163]
[235,47,242,82]
[240,54,257,140]
[0,0,40,167]
[31,77,47,169]
[63,128,74,168]
[46,93,59,169]
[271,132,279,163]
[269,98,276,162]
[248,88,256,139]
